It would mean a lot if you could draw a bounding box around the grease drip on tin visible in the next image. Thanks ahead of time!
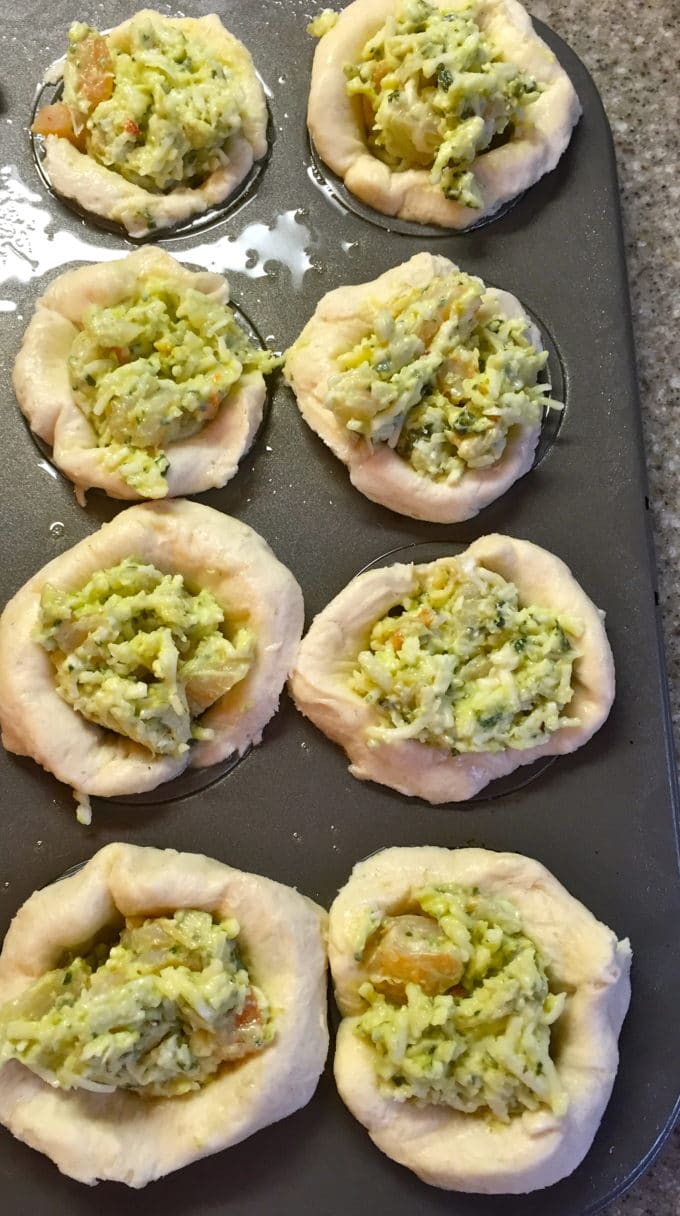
[188,209,317,290]
[0,165,120,284]
[0,166,320,295]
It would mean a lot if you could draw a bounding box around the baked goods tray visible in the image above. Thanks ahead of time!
[0,1,678,1212]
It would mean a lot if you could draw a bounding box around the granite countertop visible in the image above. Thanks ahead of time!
[531,2,679,1212]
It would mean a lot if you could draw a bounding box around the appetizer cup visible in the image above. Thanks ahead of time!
[329,845,631,1192]
[308,0,581,229]
[0,501,304,813]
[32,10,269,237]
[291,534,615,802]
[0,843,329,1186]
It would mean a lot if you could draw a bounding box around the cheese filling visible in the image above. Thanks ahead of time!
[37,558,255,756]
[354,884,567,1121]
[62,17,252,194]
[349,558,582,752]
[343,0,542,207]
[0,909,272,1097]
[68,274,278,498]
[324,269,557,482]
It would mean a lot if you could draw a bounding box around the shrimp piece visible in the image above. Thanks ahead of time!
[221,990,265,1060]
[365,914,464,999]
[233,989,264,1033]
[31,102,82,147]
[32,34,112,146]
[72,33,114,112]
[190,989,265,1064]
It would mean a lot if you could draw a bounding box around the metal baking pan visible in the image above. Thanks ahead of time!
[0,2,678,1213]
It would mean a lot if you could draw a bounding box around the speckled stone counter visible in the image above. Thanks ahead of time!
[531,2,680,1211]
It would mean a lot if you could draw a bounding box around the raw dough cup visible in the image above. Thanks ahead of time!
[285,252,545,522]
[307,0,581,229]
[13,248,267,501]
[329,845,631,1193]
[39,10,268,237]
[290,534,615,803]
[0,500,304,798]
[0,842,329,1187]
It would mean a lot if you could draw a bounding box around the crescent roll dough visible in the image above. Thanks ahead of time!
[13,249,268,502]
[290,535,615,802]
[39,11,268,237]
[285,253,547,522]
[0,842,329,1187]
[329,845,631,1192]
[308,0,580,228]
[0,500,304,798]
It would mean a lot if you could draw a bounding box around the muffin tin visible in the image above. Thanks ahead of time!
[0,2,679,1212]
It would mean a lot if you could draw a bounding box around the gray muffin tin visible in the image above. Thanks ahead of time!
[0,2,678,1213]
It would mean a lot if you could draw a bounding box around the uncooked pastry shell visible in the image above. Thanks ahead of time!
[285,252,545,522]
[13,248,267,501]
[330,845,631,1193]
[40,10,268,237]
[0,842,329,1187]
[307,0,581,228]
[0,500,304,797]
[290,534,615,803]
